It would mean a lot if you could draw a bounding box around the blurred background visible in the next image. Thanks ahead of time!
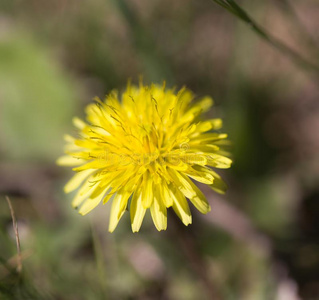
[0,0,319,299]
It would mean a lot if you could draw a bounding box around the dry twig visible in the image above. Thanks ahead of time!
[5,195,22,274]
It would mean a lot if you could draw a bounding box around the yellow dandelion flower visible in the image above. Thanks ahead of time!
[57,82,232,232]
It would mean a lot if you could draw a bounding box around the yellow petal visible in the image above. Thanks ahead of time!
[195,119,222,133]
[72,160,111,172]
[109,165,136,190]
[207,154,232,169]
[193,165,228,194]
[182,175,210,214]
[195,96,213,112]
[167,169,194,199]
[165,160,189,172]
[184,166,214,184]
[177,88,194,112]
[64,169,93,193]
[142,171,153,208]
[161,181,173,207]
[78,188,105,215]
[169,184,192,226]
[56,155,85,166]
[130,189,146,232]
[150,195,167,231]
[73,117,86,129]
[189,133,228,145]
[64,134,75,143]
[102,191,115,204]
[108,192,127,232]
[181,153,207,166]
[168,169,210,214]
[179,97,213,123]
[118,191,132,218]
[209,175,228,194]
[72,177,97,208]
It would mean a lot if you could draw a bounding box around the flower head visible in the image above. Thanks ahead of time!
[57,82,231,232]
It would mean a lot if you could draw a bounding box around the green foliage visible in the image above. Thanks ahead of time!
[0,31,76,162]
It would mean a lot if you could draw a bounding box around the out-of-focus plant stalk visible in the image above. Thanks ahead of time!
[5,196,22,275]
[276,0,319,59]
[90,221,109,297]
[209,0,319,75]
[170,213,222,300]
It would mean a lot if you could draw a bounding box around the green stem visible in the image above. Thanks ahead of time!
[277,0,319,58]
[209,0,319,74]
[90,221,108,298]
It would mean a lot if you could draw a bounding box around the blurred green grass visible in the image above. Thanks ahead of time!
[0,30,76,162]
